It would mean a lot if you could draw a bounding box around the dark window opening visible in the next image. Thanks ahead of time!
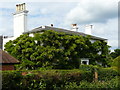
[82,61,87,64]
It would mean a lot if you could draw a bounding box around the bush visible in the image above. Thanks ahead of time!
[64,77,119,89]
[98,67,119,81]
[2,71,22,90]
[112,56,120,68]
[2,69,93,89]
[79,65,119,82]
[79,65,99,72]
[2,69,119,89]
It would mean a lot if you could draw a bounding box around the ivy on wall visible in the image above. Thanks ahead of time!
[5,30,110,70]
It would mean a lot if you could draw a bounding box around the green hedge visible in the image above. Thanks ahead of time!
[2,68,119,89]
[79,65,99,72]
[79,65,119,82]
[98,67,119,81]
[65,76,120,89]
[2,71,22,89]
[2,70,93,90]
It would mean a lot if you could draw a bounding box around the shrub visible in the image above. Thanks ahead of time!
[79,65,99,72]
[2,71,22,90]
[2,69,119,89]
[64,77,119,89]
[79,65,119,82]
[112,56,120,68]
[98,67,119,81]
[2,69,93,89]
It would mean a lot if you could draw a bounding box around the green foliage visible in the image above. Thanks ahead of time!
[2,71,22,90]
[2,70,93,89]
[97,67,119,81]
[2,69,119,89]
[79,65,119,82]
[79,65,99,72]
[4,30,110,70]
[112,56,120,68]
[110,49,120,59]
[65,77,119,89]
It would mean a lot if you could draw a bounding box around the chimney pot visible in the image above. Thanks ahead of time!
[16,3,26,12]
[51,24,53,27]
[72,24,77,26]
[71,24,78,32]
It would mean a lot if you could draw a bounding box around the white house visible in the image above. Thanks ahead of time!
[1,3,107,65]
[3,3,28,50]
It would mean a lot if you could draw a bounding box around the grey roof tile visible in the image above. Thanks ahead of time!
[24,26,107,41]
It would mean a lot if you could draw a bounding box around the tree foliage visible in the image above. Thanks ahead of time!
[5,30,110,70]
[110,49,120,59]
[111,56,120,68]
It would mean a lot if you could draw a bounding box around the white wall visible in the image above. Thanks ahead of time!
[3,36,17,50]
[13,11,28,37]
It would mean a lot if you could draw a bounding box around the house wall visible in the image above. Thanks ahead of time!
[3,36,16,50]
[0,36,3,49]
[1,65,15,70]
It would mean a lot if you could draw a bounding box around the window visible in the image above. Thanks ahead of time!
[81,58,89,65]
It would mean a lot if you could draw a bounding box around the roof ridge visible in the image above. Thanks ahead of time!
[23,25,107,40]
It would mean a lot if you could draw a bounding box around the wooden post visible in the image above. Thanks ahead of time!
[94,71,98,82]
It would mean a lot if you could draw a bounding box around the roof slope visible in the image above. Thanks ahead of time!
[24,26,107,41]
[0,49,19,64]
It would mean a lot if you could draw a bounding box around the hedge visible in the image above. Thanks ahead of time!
[64,76,120,89]
[79,65,119,81]
[98,67,119,81]
[79,65,99,72]
[2,68,119,89]
[2,70,93,90]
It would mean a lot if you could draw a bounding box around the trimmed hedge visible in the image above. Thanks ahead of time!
[2,68,119,89]
[2,70,93,90]
[79,65,119,81]
[79,65,98,72]
[2,71,22,89]
[65,76,120,89]
[98,67,119,81]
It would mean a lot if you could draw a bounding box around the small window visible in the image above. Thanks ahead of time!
[81,58,89,65]
[82,61,87,64]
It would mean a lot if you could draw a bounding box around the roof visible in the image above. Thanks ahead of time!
[0,49,20,64]
[24,26,107,41]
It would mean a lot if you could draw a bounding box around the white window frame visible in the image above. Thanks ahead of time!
[81,58,89,65]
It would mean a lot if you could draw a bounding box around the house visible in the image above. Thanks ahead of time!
[0,49,19,70]
[2,3,107,65]
[0,36,3,49]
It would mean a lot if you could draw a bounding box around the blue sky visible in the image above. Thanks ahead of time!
[0,0,119,51]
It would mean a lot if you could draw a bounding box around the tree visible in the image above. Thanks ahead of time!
[110,49,120,59]
[5,30,110,70]
[111,56,120,68]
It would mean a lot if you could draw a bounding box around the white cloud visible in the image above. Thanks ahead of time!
[63,0,118,49]
[91,18,118,49]
[64,0,118,25]
[108,40,118,49]
[0,0,118,50]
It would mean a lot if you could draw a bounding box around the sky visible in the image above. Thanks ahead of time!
[0,0,119,51]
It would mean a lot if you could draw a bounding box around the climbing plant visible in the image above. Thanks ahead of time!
[5,30,110,70]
